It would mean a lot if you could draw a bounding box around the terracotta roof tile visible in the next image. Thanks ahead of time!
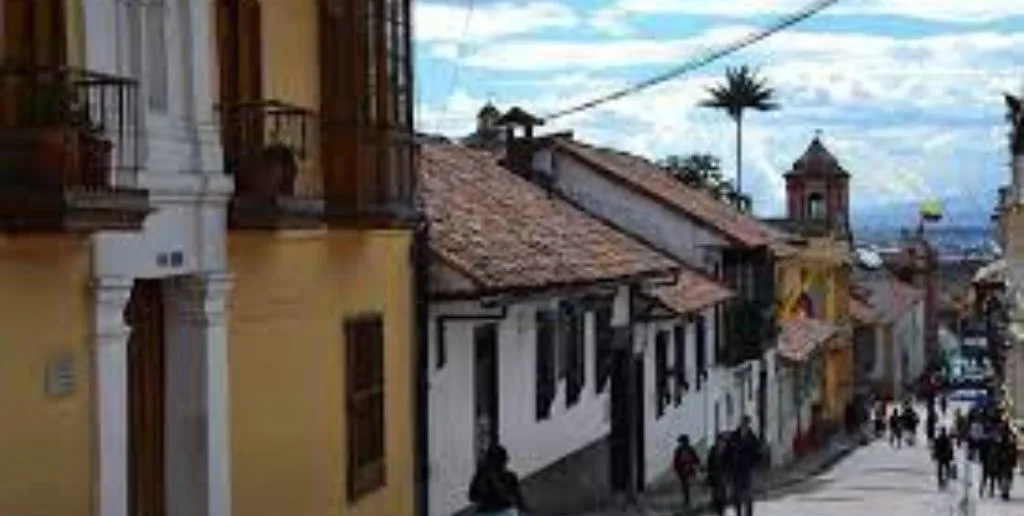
[779,318,838,362]
[553,138,782,248]
[420,143,679,295]
[645,271,734,316]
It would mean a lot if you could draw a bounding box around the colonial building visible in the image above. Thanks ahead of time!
[0,1,229,516]
[213,2,420,516]
[767,136,855,430]
[851,272,926,400]
[420,142,733,516]
[470,107,794,492]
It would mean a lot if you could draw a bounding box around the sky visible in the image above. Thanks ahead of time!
[413,0,1024,220]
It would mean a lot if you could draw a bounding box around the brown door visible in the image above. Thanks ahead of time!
[215,0,263,173]
[0,0,66,128]
[125,280,166,516]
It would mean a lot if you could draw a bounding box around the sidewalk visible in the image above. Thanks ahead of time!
[575,432,863,516]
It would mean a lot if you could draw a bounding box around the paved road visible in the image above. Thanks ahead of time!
[743,407,1024,516]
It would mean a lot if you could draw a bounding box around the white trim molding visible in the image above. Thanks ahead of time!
[92,276,134,516]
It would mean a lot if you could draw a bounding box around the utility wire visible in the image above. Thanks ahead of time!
[542,0,842,122]
[433,0,476,133]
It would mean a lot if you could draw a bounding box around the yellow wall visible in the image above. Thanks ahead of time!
[0,235,93,515]
[229,229,415,516]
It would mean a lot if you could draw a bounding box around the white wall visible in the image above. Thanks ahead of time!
[548,149,726,273]
[427,299,612,516]
[639,307,719,484]
[893,302,926,394]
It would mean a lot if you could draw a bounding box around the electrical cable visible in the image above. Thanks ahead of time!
[432,0,476,132]
[542,0,843,122]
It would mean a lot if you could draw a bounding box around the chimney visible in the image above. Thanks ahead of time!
[496,106,544,178]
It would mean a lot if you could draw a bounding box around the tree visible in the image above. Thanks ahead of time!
[659,153,721,189]
[700,65,778,198]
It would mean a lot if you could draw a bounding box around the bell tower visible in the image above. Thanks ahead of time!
[784,131,851,236]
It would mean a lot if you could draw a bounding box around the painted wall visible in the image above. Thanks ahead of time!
[426,298,610,516]
[228,230,415,516]
[894,302,926,393]
[640,308,722,484]
[548,148,726,272]
[0,235,93,515]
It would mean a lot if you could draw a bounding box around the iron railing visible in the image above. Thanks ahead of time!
[0,65,140,189]
[218,99,315,198]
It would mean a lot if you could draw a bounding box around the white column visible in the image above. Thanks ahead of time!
[174,272,234,516]
[93,276,134,516]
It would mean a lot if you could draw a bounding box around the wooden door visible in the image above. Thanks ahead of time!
[215,0,263,172]
[0,0,66,128]
[125,280,166,516]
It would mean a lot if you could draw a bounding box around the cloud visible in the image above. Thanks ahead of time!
[596,0,1024,26]
[415,1,579,43]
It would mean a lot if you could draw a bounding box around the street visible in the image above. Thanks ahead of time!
[745,409,1024,516]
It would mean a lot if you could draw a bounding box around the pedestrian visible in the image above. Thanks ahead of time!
[940,392,948,415]
[932,427,954,489]
[889,408,903,448]
[902,403,920,446]
[980,434,999,498]
[873,402,887,438]
[673,434,700,510]
[728,416,763,516]
[954,409,968,447]
[468,444,529,516]
[998,428,1018,500]
[969,417,986,460]
[705,433,729,516]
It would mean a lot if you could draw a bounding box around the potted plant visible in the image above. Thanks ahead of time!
[18,76,80,188]
[77,114,113,188]
[237,142,298,198]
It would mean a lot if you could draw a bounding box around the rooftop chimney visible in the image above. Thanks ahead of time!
[496,106,544,178]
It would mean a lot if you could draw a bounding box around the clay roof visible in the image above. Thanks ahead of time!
[420,143,680,295]
[645,273,734,316]
[778,317,838,362]
[551,138,788,249]
[787,136,849,177]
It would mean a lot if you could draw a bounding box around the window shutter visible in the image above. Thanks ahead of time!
[655,331,669,418]
[345,315,386,502]
[695,315,707,390]
[594,304,613,393]
[535,310,556,420]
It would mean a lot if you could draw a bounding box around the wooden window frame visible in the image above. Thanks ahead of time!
[345,314,387,503]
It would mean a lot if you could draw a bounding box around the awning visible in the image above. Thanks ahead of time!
[778,317,839,362]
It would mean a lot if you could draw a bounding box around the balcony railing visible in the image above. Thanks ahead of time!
[0,65,140,189]
[218,99,322,228]
[0,65,149,231]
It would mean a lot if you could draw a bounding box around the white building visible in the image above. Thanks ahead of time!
[854,275,926,400]
[87,3,232,516]
[481,119,789,486]
[420,143,733,516]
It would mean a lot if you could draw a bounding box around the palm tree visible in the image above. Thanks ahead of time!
[701,65,778,197]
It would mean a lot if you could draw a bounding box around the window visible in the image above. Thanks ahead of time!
[144,0,168,111]
[560,301,586,408]
[655,331,670,418]
[535,310,557,420]
[807,192,826,220]
[435,320,446,370]
[345,314,386,501]
[594,304,614,393]
[695,315,707,390]
[673,324,688,404]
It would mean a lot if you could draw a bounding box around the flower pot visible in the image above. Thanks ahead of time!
[29,127,80,189]
[235,144,298,198]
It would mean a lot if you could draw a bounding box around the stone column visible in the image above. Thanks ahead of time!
[93,276,134,516]
[167,272,233,516]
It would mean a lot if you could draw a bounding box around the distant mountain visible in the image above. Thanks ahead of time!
[852,195,994,232]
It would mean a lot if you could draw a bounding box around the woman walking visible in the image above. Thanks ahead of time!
[469,444,530,516]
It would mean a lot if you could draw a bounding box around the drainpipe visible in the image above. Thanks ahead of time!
[412,216,431,516]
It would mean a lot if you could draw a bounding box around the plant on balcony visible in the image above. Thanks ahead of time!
[236,142,299,199]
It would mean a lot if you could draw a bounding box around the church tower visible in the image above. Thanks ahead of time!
[785,132,851,236]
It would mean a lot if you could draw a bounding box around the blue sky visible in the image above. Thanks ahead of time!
[414,0,1024,220]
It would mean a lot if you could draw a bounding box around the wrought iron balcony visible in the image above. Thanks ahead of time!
[0,65,149,231]
[218,99,322,229]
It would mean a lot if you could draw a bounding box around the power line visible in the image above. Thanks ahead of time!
[542,0,843,122]
[433,0,476,132]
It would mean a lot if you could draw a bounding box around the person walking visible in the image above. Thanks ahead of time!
[940,392,949,415]
[873,401,887,439]
[468,444,530,516]
[997,428,1018,500]
[926,406,938,444]
[932,427,955,489]
[902,403,920,447]
[969,417,986,461]
[673,434,700,510]
[889,408,903,448]
[728,416,763,516]
[705,433,730,516]
[980,432,999,498]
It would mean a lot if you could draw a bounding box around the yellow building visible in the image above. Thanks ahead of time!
[214,2,419,516]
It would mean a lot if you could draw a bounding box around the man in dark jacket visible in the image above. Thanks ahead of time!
[932,427,954,489]
[728,416,763,516]
[705,433,730,516]
[468,444,529,516]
